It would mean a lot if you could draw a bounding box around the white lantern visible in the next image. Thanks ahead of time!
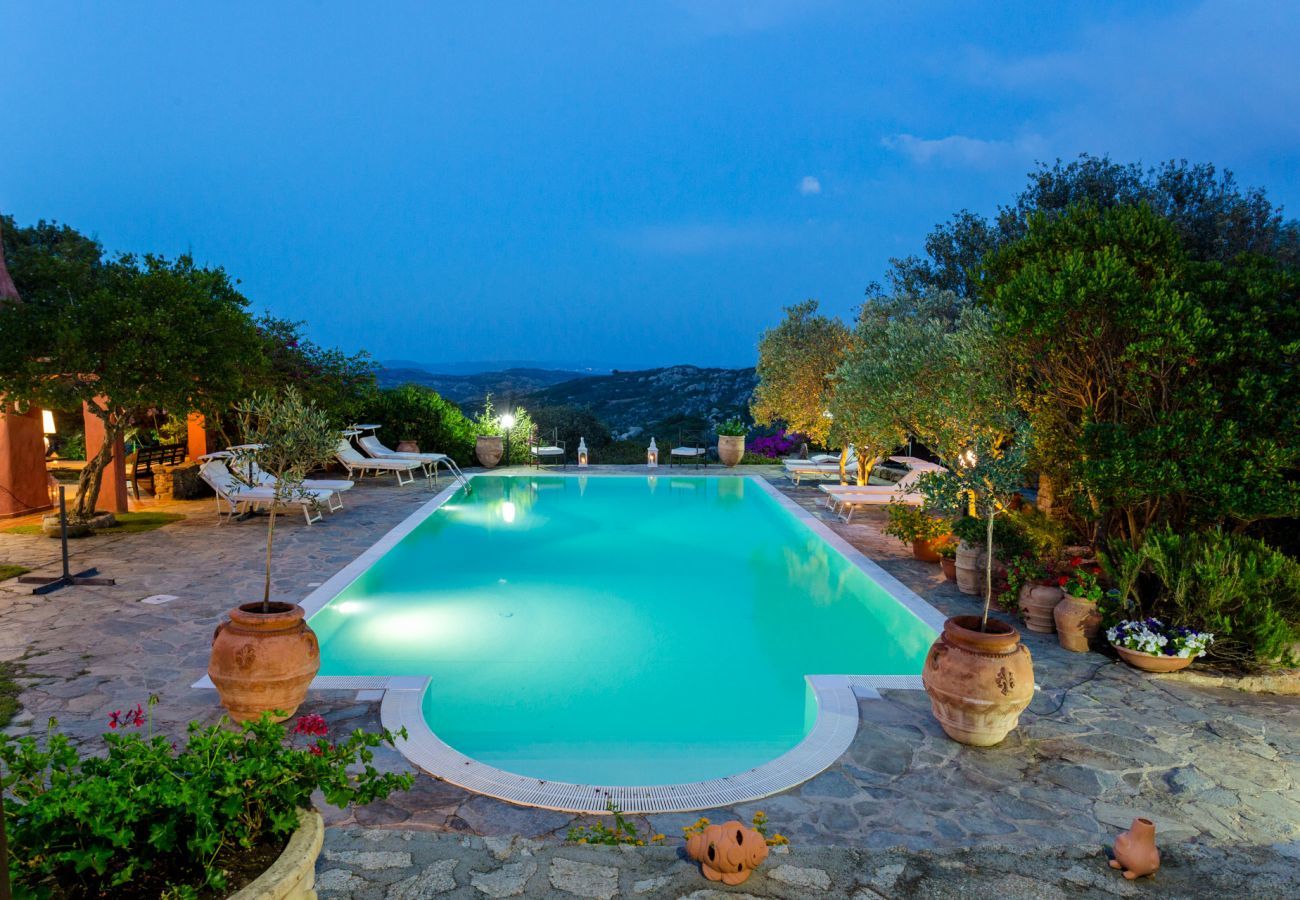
[577,437,589,467]
[647,437,658,468]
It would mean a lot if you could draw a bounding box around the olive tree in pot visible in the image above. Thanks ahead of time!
[208,387,340,722]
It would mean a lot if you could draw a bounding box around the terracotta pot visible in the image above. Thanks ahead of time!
[1019,582,1063,634]
[685,821,769,886]
[1110,817,1160,880]
[717,435,745,467]
[396,439,419,453]
[1113,645,1194,673]
[475,435,503,468]
[940,557,957,581]
[1054,593,1102,652]
[921,615,1035,747]
[912,538,941,563]
[209,602,320,723]
[954,541,982,595]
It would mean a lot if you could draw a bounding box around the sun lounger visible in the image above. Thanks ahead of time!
[334,440,425,485]
[247,461,353,510]
[355,432,465,483]
[818,458,946,522]
[783,450,856,485]
[198,458,340,525]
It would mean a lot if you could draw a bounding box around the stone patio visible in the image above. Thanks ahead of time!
[2,466,1298,897]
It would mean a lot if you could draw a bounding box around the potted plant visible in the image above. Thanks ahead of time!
[0,700,412,897]
[936,539,958,580]
[1005,555,1061,634]
[208,388,339,722]
[1054,556,1106,652]
[883,503,950,562]
[1107,618,1214,672]
[716,418,747,467]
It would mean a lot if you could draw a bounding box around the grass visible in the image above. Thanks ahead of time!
[2,511,185,536]
[0,660,23,728]
[0,564,30,581]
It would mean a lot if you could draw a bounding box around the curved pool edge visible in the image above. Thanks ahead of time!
[378,672,922,814]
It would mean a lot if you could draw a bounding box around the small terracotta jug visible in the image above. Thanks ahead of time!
[1110,817,1159,880]
[685,821,769,885]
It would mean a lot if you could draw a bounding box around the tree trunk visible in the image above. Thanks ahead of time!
[981,509,995,631]
[856,454,879,485]
[263,504,277,612]
[75,416,122,520]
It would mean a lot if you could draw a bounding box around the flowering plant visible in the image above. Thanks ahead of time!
[1107,618,1215,659]
[747,429,807,458]
[0,701,412,897]
[1002,554,1048,612]
[1059,556,1106,602]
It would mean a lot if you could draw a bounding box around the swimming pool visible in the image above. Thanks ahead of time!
[304,474,943,808]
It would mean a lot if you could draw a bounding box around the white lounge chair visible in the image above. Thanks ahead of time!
[818,457,946,522]
[784,448,857,485]
[355,432,465,483]
[334,440,425,485]
[198,458,340,525]
[247,461,353,510]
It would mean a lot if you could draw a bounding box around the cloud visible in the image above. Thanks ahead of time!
[612,222,799,255]
[799,175,822,195]
[880,133,1045,169]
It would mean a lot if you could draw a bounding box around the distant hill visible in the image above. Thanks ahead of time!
[380,359,616,377]
[377,366,588,407]
[522,365,757,437]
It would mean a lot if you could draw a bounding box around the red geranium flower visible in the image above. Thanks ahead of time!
[292,714,329,737]
[1069,556,1083,568]
[1058,575,1069,586]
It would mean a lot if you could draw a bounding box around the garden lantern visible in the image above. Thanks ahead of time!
[647,437,658,468]
[577,437,588,467]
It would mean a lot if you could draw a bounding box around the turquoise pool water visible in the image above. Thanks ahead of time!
[309,475,936,785]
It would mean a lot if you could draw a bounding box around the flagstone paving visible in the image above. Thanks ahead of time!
[1,465,1298,897]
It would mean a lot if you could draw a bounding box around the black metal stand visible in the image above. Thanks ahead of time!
[16,487,116,595]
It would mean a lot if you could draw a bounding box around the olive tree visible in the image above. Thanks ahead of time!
[751,300,851,448]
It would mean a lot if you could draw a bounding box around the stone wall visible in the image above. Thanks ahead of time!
[154,462,211,500]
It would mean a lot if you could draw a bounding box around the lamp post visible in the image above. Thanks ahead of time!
[500,413,516,468]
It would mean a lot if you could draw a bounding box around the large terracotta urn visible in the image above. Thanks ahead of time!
[209,602,320,722]
[954,541,982,594]
[475,435,503,468]
[912,539,941,563]
[1054,593,1101,652]
[921,615,1035,747]
[1019,582,1064,634]
[717,435,745,467]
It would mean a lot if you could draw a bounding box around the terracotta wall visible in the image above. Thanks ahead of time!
[0,406,53,518]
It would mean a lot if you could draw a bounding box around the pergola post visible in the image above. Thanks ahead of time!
[83,398,129,513]
[187,412,215,459]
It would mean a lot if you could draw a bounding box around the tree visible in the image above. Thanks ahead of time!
[887,155,1300,303]
[252,315,377,428]
[751,300,851,447]
[0,220,264,519]
[983,202,1300,546]
[231,388,340,611]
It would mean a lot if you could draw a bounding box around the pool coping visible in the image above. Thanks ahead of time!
[195,471,947,813]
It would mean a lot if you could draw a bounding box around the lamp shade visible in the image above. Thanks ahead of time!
[41,409,56,434]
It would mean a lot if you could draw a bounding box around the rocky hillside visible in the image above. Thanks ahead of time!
[377,366,586,407]
[522,365,757,437]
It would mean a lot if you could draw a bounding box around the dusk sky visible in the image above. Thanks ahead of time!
[4,1,1299,369]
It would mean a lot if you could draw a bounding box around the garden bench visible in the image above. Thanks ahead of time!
[128,442,188,499]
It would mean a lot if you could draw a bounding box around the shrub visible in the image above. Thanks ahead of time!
[715,418,747,437]
[365,385,476,466]
[530,405,613,454]
[746,428,807,459]
[950,514,1033,561]
[1122,527,1300,666]
[1,705,412,897]
[884,504,949,545]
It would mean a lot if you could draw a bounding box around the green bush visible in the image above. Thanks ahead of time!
[1118,527,1300,667]
[365,385,476,466]
[884,504,950,544]
[1,705,412,897]
[950,514,1033,561]
[715,418,747,437]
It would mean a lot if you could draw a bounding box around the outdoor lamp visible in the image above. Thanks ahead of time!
[577,437,589,467]
[647,437,658,468]
[41,409,56,453]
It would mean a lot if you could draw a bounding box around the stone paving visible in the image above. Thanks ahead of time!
[2,465,1299,897]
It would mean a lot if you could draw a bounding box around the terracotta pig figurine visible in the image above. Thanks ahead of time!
[685,820,770,885]
[1110,817,1160,879]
